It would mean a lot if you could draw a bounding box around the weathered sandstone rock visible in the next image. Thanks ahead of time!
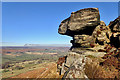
[109,16,120,32]
[57,8,120,79]
[92,21,112,45]
[68,8,100,32]
[58,18,70,35]
[58,8,100,37]
[108,16,120,48]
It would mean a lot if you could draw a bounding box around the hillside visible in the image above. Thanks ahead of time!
[1,46,69,79]
[11,62,62,78]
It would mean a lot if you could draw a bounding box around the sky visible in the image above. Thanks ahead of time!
[2,2,118,46]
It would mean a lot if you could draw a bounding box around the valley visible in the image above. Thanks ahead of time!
[1,46,69,79]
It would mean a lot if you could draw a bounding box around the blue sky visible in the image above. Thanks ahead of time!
[2,2,118,46]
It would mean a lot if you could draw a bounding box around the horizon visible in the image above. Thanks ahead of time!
[2,2,118,46]
[1,43,71,47]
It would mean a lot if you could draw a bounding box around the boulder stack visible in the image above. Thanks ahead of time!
[57,8,120,79]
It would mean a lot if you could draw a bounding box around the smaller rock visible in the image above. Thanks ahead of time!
[110,33,120,48]
[71,35,95,48]
[92,21,112,45]
[109,16,120,32]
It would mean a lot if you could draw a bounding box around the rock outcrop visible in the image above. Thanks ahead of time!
[57,8,120,79]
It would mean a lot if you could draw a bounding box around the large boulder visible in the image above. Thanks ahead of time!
[58,8,100,37]
[68,8,100,31]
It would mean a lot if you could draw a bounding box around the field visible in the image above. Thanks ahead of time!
[11,62,62,78]
[1,46,69,78]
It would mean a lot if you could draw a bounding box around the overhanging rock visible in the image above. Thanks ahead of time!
[58,8,100,37]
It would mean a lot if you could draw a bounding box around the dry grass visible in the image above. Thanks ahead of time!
[84,58,119,79]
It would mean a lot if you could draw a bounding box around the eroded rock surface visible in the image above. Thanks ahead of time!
[58,8,100,37]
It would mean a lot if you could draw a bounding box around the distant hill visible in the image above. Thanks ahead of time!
[24,44,71,47]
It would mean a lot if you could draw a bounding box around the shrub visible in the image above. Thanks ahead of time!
[2,69,9,73]
[14,66,24,70]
